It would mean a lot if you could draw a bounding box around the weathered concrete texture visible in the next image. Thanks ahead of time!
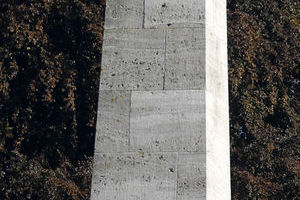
[165,28,205,90]
[103,29,165,49]
[104,0,144,29]
[92,0,230,199]
[145,0,205,28]
[91,152,177,200]
[177,153,206,200]
[95,91,130,153]
[130,90,205,152]
[100,29,165,90]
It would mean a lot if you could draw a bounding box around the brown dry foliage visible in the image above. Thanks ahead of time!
[228,0,299,199]
[0,0,105,199]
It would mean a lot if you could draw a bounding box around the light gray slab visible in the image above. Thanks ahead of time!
[100,29,165,90]
[144,0,205,28]
[177,153,206,200]
[104,0,144,29]
[95,91,130,153]
[130,90,205,152]
[91,152,177,200]
[103,29,165,50]
[165,28,205,90]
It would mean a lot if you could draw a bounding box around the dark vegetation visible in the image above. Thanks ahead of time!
[0,0,105,199]
[0,0,298,199]
[228,0,299,199]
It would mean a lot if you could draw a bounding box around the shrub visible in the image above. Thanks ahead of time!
[228,0,299,199]
[0,0,105,199]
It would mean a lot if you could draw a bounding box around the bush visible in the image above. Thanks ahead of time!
[228,0,299,199]
[0,0,105,199]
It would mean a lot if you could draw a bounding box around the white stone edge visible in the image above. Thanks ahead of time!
[206,0,231,199]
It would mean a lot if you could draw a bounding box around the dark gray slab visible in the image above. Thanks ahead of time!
[104,0,144,29]
[145,0,205,28]
[130,90,205,152]
[95,91,130,153]
[100,29,165,90]
[91,152,177,200]
[177,153,206,200]
[165,27,205,90]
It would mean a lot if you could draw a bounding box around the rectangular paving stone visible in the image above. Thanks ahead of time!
[91,152,177,200]
[145,0,205,28]
[104,0,144,29]
[103,29,165,49]
[95,91,130,153]
[177,153,206,200]
[130,90,205,152]
[100,29,165,90]
[165,27,205,90]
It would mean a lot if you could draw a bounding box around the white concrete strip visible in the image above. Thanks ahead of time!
[206,0,231,199]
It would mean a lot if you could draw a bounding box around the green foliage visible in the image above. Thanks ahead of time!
[0,0,105,199]
[228,0,300,199]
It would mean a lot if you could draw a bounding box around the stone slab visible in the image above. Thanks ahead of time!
[95,91,130,153]
[177,153,206,200]
[100,29,165,90]
[91,152,177,200]
[165,28,205,90]
[145,0,205,28]
[103,29,165,50]
[104,0,144,29]
[206,0,231,198]
[130,90,205,152]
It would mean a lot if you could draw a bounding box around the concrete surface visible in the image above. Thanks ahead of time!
[92,0,230,199]
[95,90,130,153]
[105,0,144,29]
[165,28,205,89]
[91,152,177,200]
[100,29,165,90]
[130,90,205,152]
[206,0,231,199]
[177,153,206,200]
[144,0,205,28]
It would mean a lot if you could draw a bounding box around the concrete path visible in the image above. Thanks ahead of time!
[91,0,230,199]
